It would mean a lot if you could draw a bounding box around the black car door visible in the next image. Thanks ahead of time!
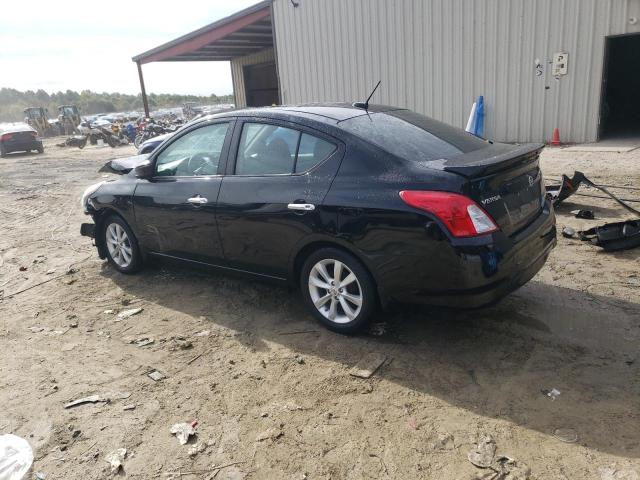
[216,119,344,278]
[133,120,234,264]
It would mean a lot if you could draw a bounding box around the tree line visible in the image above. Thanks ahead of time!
[0,88,234,122]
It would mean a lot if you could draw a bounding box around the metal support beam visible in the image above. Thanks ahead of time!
[137,61,150,118]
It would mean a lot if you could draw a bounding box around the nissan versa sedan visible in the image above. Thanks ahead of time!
[80,104,556,333]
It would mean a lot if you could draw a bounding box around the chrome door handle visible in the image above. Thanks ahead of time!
[287,203,315,211]
[187,196,208,205]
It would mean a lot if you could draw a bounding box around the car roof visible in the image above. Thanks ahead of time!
[198,103,407,126]
[0,122,37,134]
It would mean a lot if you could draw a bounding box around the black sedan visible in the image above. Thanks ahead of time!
[0,123,44,157]
[80,104,556,333]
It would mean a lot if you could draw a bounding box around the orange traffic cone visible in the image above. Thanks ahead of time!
[551,128,561,146]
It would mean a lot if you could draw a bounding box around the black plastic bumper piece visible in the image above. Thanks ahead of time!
[80,223,95,238]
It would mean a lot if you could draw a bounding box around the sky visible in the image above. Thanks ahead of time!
[0,0,262,96]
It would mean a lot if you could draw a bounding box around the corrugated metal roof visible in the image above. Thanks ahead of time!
[132,1,273,64]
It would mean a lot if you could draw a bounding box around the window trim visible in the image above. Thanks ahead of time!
[226,118,339,178]
[148,119,235,180]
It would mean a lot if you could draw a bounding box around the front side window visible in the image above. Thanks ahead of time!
[235,122,336,175]
[155,123,229,177]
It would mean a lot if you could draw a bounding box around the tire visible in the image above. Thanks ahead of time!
[37,146,44,154]
[300,247,377,334]
[134,134,144,149]
[101,215,143,274]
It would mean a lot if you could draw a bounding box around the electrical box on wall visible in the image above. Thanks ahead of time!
[552,52,569,76]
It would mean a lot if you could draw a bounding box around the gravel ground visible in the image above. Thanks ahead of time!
[0,138,638,479]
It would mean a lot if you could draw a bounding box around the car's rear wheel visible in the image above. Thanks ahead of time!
[37,146,44,154]
[102,215,142,273]
[300,248,376,333]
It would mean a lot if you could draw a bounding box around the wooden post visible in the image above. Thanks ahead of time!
[137,61,150,118]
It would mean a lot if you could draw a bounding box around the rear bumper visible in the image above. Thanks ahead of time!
[382,200,557,308]
[2,139,42,153]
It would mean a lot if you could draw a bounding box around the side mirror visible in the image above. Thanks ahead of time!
[134,162,154,179]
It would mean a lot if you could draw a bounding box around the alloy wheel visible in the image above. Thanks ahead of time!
[308,259,363,324]
[106,223,133,268]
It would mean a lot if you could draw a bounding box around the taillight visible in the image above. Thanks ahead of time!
[0,133,12,141]
[399,190,499,237]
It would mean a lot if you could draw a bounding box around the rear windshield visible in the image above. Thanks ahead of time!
[340,109,488,161]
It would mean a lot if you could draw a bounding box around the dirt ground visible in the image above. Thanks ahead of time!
[0,138,638,480]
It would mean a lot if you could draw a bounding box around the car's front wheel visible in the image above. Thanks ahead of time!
[102,215,142,273]
[301,248,376,333]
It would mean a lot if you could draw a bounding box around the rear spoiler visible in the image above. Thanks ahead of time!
[443,143,544,178]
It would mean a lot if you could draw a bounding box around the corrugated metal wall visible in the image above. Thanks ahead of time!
[272,0,640,143]
[231,48,275,108]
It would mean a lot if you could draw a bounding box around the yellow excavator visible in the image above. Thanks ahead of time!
[58,105,81,134]
[23,107,54,137]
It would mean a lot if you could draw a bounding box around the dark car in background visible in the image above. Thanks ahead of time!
[0,123,44,157]
[137,132,174,155]
[80,104,556,333]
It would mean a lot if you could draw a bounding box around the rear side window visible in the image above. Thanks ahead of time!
[235,122,336,175]
[340,110,488,162]
[295,133,336,173]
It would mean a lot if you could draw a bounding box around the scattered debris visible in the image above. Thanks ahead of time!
[187,442,207,457]
[294,354,305,365]
[35,472,47,479]
[599,465,639,480]
[349,353,387,379]
[553,428,578,443]
[194,330,210,337]
[147,370,166,382]
[368,322,387,336]
[105,448,126,473]
[168,337,193,351]
[579,220,640,252]
[19,266,27,272]
[170,421,198,445]
[45,269,56,275]
[541,388,561,400]
[134,337,154,347]
[0,434,34,479]
[64,395,108,409]
[467,434,497,468]
[123,404,136,411]
[562,226,576,238]
[102,309,114,315]
[256,427,284,442]
[116,308,143,321]
[571,209,595,219]
[468,435,531,479]
[547,171,640,216]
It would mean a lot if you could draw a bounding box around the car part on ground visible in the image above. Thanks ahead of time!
[579,220,640,251]
[80,104,556,332]
[547,171,640,216]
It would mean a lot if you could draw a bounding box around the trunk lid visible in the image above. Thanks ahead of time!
[442,143,545,236]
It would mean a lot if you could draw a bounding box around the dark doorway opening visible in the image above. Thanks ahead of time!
[599,34,640,139]
[243,61,279,107]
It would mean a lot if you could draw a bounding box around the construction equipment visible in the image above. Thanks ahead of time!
[58,105,81,134]
[23,107,54,137]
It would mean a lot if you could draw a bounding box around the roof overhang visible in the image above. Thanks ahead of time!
[132,1,273,64]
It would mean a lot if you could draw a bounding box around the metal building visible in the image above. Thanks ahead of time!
[134,0,640,143]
